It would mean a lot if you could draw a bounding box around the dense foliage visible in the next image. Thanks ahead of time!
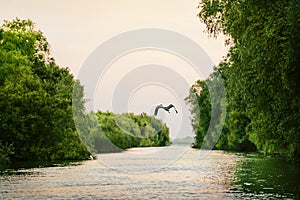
[0,18,91,165]
[79,111,170,153]
[187,0,299,161]
[0,18,171,168]
[185,70,227,150]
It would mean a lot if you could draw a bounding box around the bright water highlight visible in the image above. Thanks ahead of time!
[1,145,299,199]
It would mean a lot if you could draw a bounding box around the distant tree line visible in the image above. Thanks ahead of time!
[77,111,170,153]
[186,0,299,161]
[0,18,170,167]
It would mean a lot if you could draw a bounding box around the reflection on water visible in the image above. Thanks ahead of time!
[230,154,300,199]
[0,146,299,199]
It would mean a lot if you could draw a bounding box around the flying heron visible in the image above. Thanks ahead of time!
[154,104,178,116]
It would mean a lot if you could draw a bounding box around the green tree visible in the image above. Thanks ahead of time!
[186,80,211,148]
[186,69,227,150]
[81,111,170,153]
[0,18,90,163]
[196,0,299,160]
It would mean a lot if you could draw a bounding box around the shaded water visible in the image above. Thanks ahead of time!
[0,145,299,199]
[231,154,300,199]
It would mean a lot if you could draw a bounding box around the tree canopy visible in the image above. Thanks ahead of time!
[0,18,91,166]
[0,18,171,168]
[79,111,170,153]
[187,0,300,161]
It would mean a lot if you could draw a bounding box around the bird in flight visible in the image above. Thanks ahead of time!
[154,104,178,116]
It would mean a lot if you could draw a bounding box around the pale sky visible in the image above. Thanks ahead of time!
[0,0,227,74]
[0,0,228,139]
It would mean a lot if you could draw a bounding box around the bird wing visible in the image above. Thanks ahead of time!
[166,104,178,113]
[174,107,178,113]
[154,106,160,116]
[165,104,174,109]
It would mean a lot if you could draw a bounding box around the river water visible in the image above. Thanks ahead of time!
[1,145,299,199]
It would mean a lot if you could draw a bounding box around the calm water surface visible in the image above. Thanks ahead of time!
[0,145,299,199]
